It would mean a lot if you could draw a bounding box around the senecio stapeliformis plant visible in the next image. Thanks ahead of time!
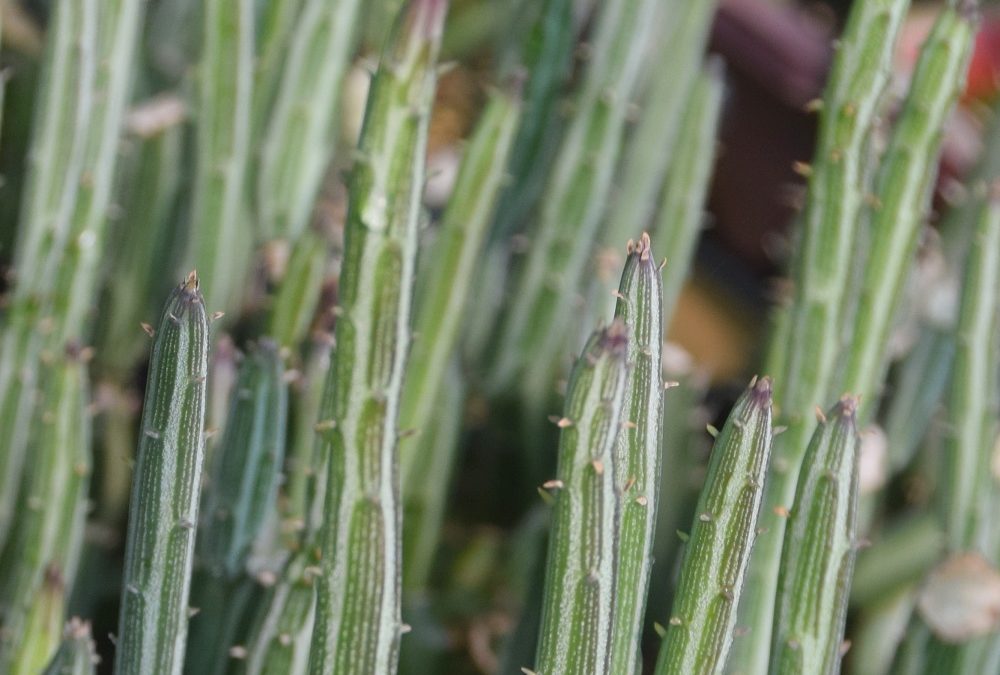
[2,0,999,672]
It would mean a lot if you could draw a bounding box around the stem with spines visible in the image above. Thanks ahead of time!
[770,396,861,675]
[838,2,976,415]
[307,2,446,672]
[487,0,658,401]
[189,0,254,315]
[734,2,910,669]
[534,322,629,675]
[114,273,210,675]
[608,232,664,674]
[0,352,91,671]
[656,377,774,675]
[43,618,98,675]
[653,61,724,325]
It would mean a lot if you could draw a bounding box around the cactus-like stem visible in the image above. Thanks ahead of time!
[487,0,574,245]
[401,359,465,591]
[0,352,91,671]
[7,566,65,675]
[735,2,910,669]
[942,194,1000,553]
[534,322,629,675]
[198,340,288,577]
[608,233,665,674]
[0,0,97,555]
[653,61,724,325]
[97,102,185,378]
[307,1,447,672]
[284,333,334,545]
[43,617,98,675]
[252,0,307,137]
[487,0,659,398]
[849,514,945,608]
[114,273,210,675]
[399,84,521,492]
[848,588,919,675]
[838,4,976,414]
[268,231,331,349]
[656,376,774,675]
[601,0,717,255]
[770,396,861,675]
[256,0,362,242]
[189,0,254,314]
[242,552,318,675]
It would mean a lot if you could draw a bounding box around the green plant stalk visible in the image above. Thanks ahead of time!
[648,356,711,636]
[0,0,97,553]
[653,61,724,324]
[307,1,446,672]
[268,230,331,349]
[241,552,318,675]
[602,0,716,253]
[43,618,98,675]
[183,576,258,675]
[656,377,774,675]
[114,273,210,675]
[487,0,658,399]
[942,194,1000,553]
[7,566,65,675]
[146,0,200,85]
[608,233,664,674]
[734,2,910,669]
[199,341,288,577]
[770,396,861,675]
[49,0,145,347]
[284,333,334,545]
[401,359,465,591]
[98,103,185,378]
[487,0,573,244]
[849,514,944,608]
[189,0,254,314]
[848,587,918,675]
[363,0,406,51]
[0,354,91,672]
[838,4,975,414]
[252,0,307,139]
[534,323,629,674]
[399,84,520,492]
[256,0,362,242]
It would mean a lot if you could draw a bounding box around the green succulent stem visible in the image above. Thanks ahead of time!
[114,273,210,675]
[307,1,446,672]
[770,396,861,675]
[487,0,658,400]
[534,322,629,675]
[43,618,98,675]
[735,2,910,669]
[608,232,665,674]
[656,376,774,675]
[8,566,66,675]
[189,0,254,314]
[838,4,975,414]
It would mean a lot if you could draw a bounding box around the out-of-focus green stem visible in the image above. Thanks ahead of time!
[487,0,573,245]
[734,2,910,669]
[850,514,945,608]
[608,233,664,674]
[401,360,465,591]
[7,566,65,675]
[307,2,446,672]
[0,352,91,671]
[838,4,975,415]
[534,323,629,675]
[189,0,254,314]
[656,377,774,675]
[399,84,521,493]
[43,617,98,675]
[653,61,724,324]
[487,0,658,402]
[256,0,362,242]
[602,0,716,254]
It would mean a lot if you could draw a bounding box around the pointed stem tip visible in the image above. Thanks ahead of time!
[749,375,774,407]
